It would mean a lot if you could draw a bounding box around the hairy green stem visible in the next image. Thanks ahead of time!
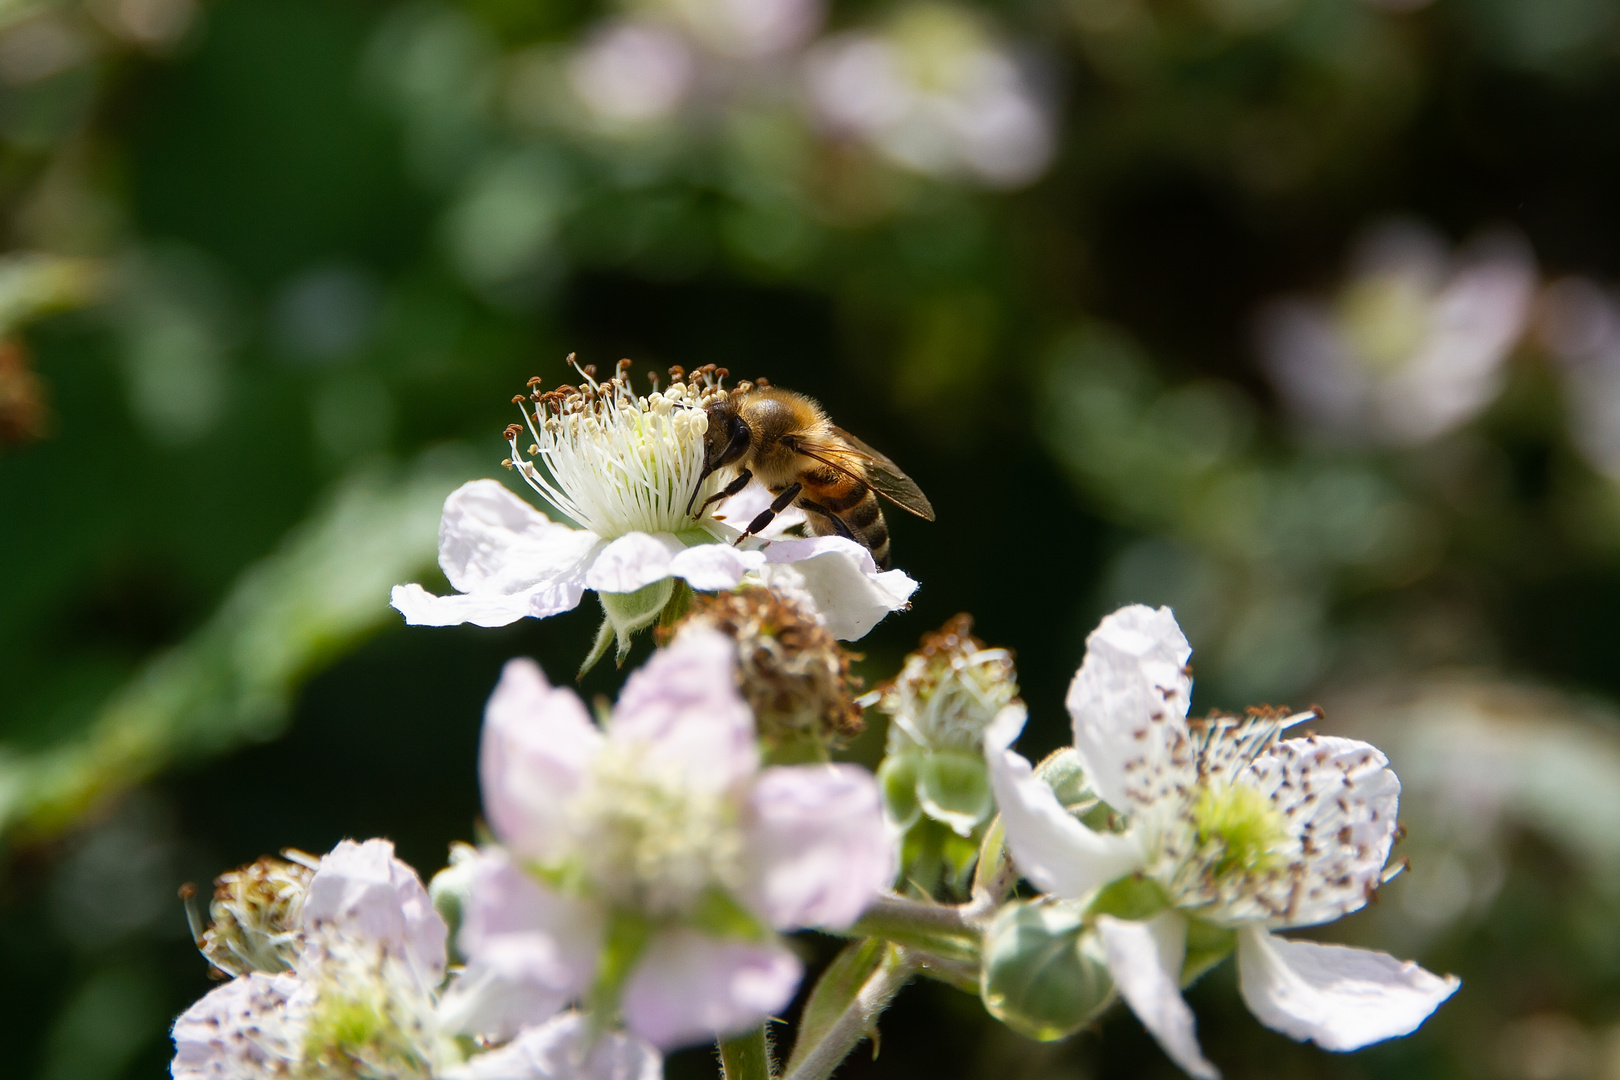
[719,1025,774,1080]
[782,948,919,1080]
[844,893,979,962]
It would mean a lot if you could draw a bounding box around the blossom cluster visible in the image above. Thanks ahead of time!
[175,370,1458,1080]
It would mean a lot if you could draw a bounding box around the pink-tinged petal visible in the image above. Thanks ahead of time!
[1066,605,1195,815]
[1097,914,1219,1080]
[667,542,766,591]
[395,579,593,626]
[742,764,894,930]
[438,480,601,598]
[301,839,447,983]
[449,850,601,1040]
[985,706,1144,901]
[620,929,802,1050]
[584,532,683,593]
[610,628,758,791]
[1235,926,1459,1052]
[481,658,602,860]
[1242,736,1402,929]
[171,972,305,1080]
[758,536,916,641]
[443,1013,661,1080]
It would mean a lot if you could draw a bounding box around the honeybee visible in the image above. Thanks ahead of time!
[689,384,934,570]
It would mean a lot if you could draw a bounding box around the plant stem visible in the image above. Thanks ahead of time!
[782,947,919,1080]
[844,893,979,962]
[720,1025,774,1080]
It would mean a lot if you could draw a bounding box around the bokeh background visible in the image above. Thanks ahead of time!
[4,0,1620,1076]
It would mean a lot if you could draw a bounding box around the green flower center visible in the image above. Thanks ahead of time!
[1190,783,1289,881]
[575,746,744,918]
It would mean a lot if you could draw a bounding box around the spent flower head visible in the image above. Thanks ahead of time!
[195,852,317,977]
[985,605,1459,1078]
[668,583,864,758]
[876,614,1015,844]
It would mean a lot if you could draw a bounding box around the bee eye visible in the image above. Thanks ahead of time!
[723,415,751,462]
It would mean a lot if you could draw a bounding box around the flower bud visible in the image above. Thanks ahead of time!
[980,898,1115,1042]
[199,853,316,977]
[428,843,479,964]
[668,584,863,759]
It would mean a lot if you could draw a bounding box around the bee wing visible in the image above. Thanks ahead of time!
[815,427,935,521]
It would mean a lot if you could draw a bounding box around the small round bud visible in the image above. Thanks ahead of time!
[199,854,315,977]
[667,585,863,759]
[981,898,1115,1042]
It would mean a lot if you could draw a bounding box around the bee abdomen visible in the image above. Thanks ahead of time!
[844,491,891,570]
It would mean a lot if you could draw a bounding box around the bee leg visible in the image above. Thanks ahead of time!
[795,499,855,541]
[734,482,801,545]
[694,468,753,517]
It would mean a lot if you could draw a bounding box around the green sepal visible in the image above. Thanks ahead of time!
[917,749,994,837]
[595,577,676,669]
[878,755,922,831]
[785,938,890,1076]
[980,898,1115,1042]
[1180,919,1236,987]
[1085,873,1171,922]
[689,887,772,944]
[587,909,653,1024]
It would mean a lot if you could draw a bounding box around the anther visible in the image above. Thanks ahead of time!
[501,459,514,469]
[512,395,525,404]
[527,376,543,387]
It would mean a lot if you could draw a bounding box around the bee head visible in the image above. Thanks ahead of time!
[703,397,752,472]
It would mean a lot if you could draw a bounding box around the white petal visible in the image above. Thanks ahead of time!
[392,582,585,628]
[668,542,766,591]
[1097,914,1219,1080]
[480,659,603,861]
[301,839,448,983]
[715,482,807,537]
[757,536,916,641]
[442,1013,661,1080]
[449,849,602,1041]
[741,764,895,930]
[583,531,684,593]
[620,929,802,1050]
[438,479,600,602]
[1243,735,1402,929]
[1235,926,1459,1052]
[984,705,1144,900]
[1065,605,1195,814]
[171,972,306,1080]
[610,627,758,791]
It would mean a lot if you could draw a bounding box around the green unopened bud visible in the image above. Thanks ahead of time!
[877,614,1019,756]
[428,843,479,963]
[981,899,1114,1041]
[917,749,994,836]
[197,852,316,977]
[667,584,863,759]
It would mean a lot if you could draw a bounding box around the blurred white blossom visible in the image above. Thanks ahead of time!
[986,606,1458,1077]
[806,5,1053,189]
[1259,219,1537,445]
[568,20,696,126]
[1537,275,1620,479]
[443,629,894,1050]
